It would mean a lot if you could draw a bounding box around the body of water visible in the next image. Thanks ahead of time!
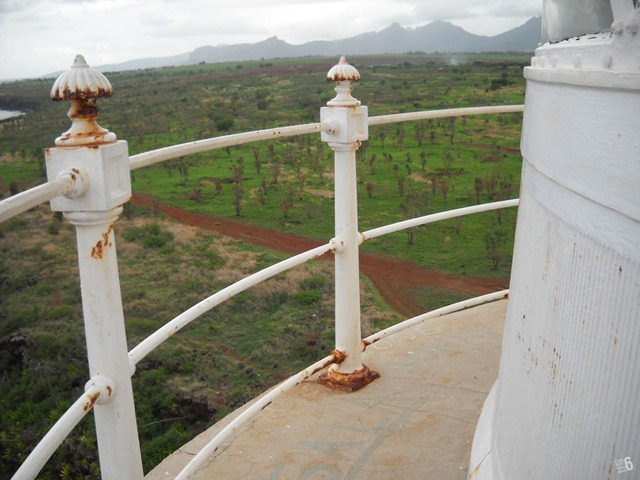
[0,109,25,121]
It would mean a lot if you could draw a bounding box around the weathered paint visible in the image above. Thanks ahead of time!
[91,225,114,260]
[5,48,530,480]
[50,55,116,146]
[317,364,380,392]
[50,54,113,101]
[326,56,360,82]
[468,9,640,479]
[83,391,101,412]
[320,57,375,385]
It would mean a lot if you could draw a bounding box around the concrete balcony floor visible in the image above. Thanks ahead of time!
[147,299,507,480]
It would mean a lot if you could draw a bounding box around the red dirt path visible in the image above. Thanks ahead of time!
[131,194,508,318]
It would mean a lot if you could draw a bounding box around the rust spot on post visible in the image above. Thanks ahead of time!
[91,241,104,259]
[91,225,114,259]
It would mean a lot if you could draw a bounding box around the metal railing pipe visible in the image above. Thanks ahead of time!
[11,376,113,480]
[0,170,81,224]
[364,290,510,346]
[368,104,524,126]
[128,242,332,369]
[173,290,509,480]
[362,199,520,241]
[129,122,327,171]
[174,352,336,480]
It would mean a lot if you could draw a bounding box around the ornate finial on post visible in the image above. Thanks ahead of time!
[326,56,361,106]
[51,54,116,146]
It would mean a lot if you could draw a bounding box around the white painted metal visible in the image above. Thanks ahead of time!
[363,199,519,241]
[173,289,509,480]
[50,55,116,147]
[321,58,369,375]
[44,58,145,479]
[5,52,530,478]
[364,290,509,345]
[12,375,113,480]
[174,353,335,479]
[127,106,522,172]
[129,122,326,170]
[469,7,640,479]
[64,209,144,480]
[128,243,332,369]
[0,170,81,223]
[368,105,524,126]
[46,141,131,213]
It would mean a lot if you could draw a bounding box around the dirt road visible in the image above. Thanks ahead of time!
[131,194,508,317]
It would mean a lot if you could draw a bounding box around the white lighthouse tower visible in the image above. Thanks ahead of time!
[468,1,640,479]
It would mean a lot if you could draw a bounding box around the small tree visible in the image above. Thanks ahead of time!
[378,131,387,150]
[474,177,483,204]
[400,190,426,246]
[256,185,266,205]
[269,161,281,185]
[229,157,244,184]
[368,154,377,175]
[365,181,374,198]
[420,150,427,171]
[397,174,406,196]
[252,147,262,173]
[279,187,295,218]
[414,122,427,147]
[177,158,189,183]
[483,226,507,269]
[232,183,244,216]
[213,179,222,196]
[439,175,450,203]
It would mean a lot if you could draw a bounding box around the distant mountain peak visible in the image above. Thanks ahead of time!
[92,17,541,74]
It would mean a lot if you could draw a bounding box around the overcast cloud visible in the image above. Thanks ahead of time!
[0,0,541,80]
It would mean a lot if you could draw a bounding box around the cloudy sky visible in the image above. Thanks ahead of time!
[0,0,541,80]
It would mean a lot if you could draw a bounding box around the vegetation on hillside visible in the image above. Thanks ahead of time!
[0,204,398,476]
[0,53,527,477]
[0,53,525,277]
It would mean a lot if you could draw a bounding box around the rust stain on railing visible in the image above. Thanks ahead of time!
[83,391,101,412]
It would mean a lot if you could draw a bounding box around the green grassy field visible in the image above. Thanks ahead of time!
[1,53,524,276]
[0,53,527,477]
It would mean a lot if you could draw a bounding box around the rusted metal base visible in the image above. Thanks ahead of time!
[318,364,380,392]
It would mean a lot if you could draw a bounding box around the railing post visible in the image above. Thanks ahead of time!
[46,55,144,479]
[319,57,379,391]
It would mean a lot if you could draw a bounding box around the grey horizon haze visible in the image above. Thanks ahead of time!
[0,0,541,80]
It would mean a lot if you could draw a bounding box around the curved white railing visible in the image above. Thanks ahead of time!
[11,375,113,480]
[128,242,333,370]
[2,97,522,479]
[173,288,509,480]
[0,169,83,223]
[362,199,520,241]
[129,122,328,171]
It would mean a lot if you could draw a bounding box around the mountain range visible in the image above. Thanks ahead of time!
[95,16,541,73]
